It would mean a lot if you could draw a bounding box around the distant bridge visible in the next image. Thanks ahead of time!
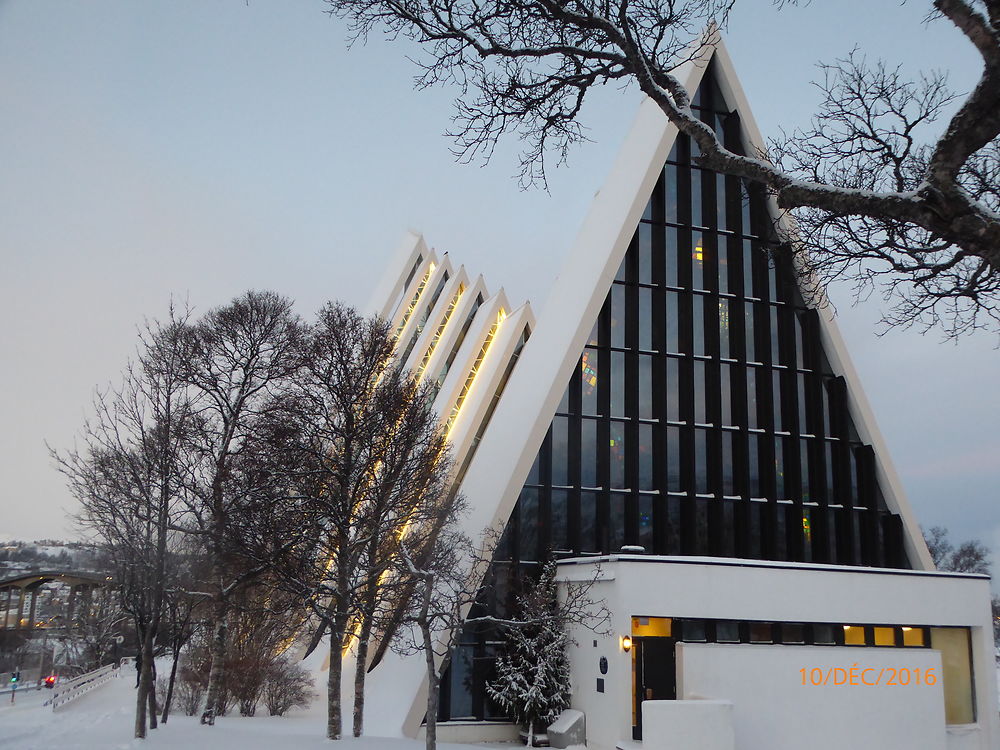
[0,570,111,631]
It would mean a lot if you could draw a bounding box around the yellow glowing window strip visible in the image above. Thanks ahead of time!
[416,285,465,379]
[395,264,435,338]
[446,309,505,435]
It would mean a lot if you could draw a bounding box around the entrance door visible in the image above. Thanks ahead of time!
[632,637,676,740]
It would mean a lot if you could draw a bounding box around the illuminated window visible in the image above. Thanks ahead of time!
[843,625,865,646]
[446,309,505,433]
[395,264,433,338]
[902,627,926,647]
[873,627,895,647]
[931,627,975,724]
[416,284,464,378]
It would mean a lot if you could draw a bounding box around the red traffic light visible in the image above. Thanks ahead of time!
[44,675,56,688]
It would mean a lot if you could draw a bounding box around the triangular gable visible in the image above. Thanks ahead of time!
[456,38,932,571]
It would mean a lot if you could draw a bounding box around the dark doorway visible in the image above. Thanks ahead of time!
[632,636,676,740]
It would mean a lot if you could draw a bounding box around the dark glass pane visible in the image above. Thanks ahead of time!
[822,378,833,437]
[611,284,626,347]
[665,227,679,287]
[812,624,835,645]
[717,620,740,643]
[666,358,681,422]
[681,618,707,642]
[448,645,475,718]
[692,168,703,227]
[520,488,539,562]
[720,364,733,427]
[775,437,786,500]
[638,495,654,550]
[581,418,598,487]
[551,489,569,550]
[798,375,808,435]
[825,442,835,503]
[693,295,706,356]
[638,223,652,284]
[639,287,652,350]
[748,433,761,496]
[794,311,805,369]
[719,499,736,556]
[742,239,755,298]
[610,421,627,489]
[695,429,709,494]
[639,423,654,490]
[745,301,756,361]
[609,493,626,552]
[772,370,784,432]
[664,165,679,223]
[769,306,780,365]
[767,252,779,302]
[750,622,773,643]
[719,298,731,359]
[694,360,707,424]
[667,425,682,492]
[716,173,728,232]
[611,351,626,417]
[718,235,730,294]
[741,181,752,236]
[722,431,735,495]
[639,355,653,419]
[747,368,759,430]
[580,491,598,552]
[666,291,680,353]
[782,623,805,644]
[801,439,811,502]
[615,254,628,282]
[551,417,569,485]
[581,350,599,415]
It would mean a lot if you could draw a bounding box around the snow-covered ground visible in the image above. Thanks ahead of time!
[0,668,491,750]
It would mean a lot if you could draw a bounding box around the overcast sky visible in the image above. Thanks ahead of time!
[1,1,996,577]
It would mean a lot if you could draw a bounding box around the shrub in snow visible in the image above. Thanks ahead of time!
[487,559,572,746]
[262,656,315,716]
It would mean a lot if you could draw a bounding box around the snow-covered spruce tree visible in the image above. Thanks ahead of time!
[487,560,572,747]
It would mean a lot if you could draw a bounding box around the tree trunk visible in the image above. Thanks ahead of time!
[135,622,154,739]
[200,600,228,726]
[422,620,439,750]
[161,644,180,724]
[147,659,158,730]
[352,615,374,737]
[327,624,345,740]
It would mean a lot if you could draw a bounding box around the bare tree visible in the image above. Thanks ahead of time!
[395,524,611,750]
[264,303,453,740]
[55,306,193,739]
[922,524,993,574]
[322,0,1000,335]
[174,290,305,726]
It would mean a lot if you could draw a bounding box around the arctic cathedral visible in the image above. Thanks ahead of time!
[360,39,997,750]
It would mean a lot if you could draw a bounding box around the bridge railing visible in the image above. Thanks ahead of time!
[48,663,120,710]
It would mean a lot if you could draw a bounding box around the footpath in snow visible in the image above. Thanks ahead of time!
[0,666,497,750]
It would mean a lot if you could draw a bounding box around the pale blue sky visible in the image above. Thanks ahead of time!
[1,1,996,575]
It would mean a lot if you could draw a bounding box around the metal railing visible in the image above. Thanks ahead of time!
[48,663,120,710]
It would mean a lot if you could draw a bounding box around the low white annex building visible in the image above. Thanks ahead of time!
[359,36,998,750]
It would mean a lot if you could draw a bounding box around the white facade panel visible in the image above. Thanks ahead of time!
[677,643,946,750]
[560,557,997,750]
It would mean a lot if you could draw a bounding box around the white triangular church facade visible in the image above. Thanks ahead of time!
[363,37,997,750]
